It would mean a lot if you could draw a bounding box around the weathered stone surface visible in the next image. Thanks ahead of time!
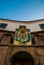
[0,46,9,65]
[0,19,44,65]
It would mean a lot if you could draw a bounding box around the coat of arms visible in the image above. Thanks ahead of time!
[14,26,32,45]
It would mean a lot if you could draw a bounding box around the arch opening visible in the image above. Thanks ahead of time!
[10,51,34,65]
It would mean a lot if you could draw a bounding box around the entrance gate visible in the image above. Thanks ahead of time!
[10,51,34,65]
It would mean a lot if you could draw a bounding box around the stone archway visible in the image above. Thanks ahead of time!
[10,51,34,65]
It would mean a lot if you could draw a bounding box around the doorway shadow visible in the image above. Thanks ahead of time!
[10,51,34,65]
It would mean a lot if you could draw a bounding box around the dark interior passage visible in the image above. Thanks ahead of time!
[10,51,34,65]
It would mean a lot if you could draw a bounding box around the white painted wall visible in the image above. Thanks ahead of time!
[0,20,44,32]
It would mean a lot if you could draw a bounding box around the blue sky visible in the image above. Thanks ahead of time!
[0,0,44,21]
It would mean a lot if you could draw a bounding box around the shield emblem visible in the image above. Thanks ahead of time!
[14,26,32,45]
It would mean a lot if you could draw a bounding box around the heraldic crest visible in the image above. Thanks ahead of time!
[14,26,32,45]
